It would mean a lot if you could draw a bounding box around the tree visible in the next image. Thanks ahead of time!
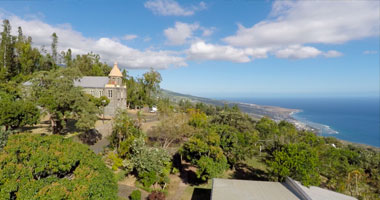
[211,108,256,133]
[51,32,58,64]
[149,112,196,148]
[255,117,279,139]
[179,131,229,181]
[30,67,99,133]
[87,94,110,120]
[110,109,144,151]
[132,146,171,189]
[0,19,17,81]
[15,31,42,75]
[347,169,363,196]
[0,129,12,150]
[178,99,193,112]
[213,124,258,166]
[63,48,73,67]
[319,146,360,191]
[188,108,208,128]
[0,92,40,131]
[195,102,217,115]
[156,97,174,117]
[278,120,298,144]
[142,69,162,107]
[70,53,111,76]
[109,111,171,189]
[268,142,320,186]
[0,133,118,199]
[255,117,282,151]
[126,76,144,109]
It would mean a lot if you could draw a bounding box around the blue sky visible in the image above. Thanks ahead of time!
[0,0,379,98]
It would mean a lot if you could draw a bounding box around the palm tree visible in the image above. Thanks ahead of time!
[347,169,362,196]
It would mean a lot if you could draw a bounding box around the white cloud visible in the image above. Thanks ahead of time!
[187,41,252,63]
[275,45,321,59]
[164,22,199,45]
[4,15,186,69]
[274,46,343,59]
[223,0,379,60]
[363,50,378,55]
[144,0,206,16]
[324,50,343,58]
[123,34,138,40]
[225,1,379,47]
[201,27,215,37]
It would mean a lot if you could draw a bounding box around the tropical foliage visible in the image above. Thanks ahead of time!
[0,133,117,200]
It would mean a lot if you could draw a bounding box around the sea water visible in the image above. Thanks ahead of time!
[223,97,380,147]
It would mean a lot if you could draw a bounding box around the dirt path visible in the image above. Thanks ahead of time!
[167,174,188,200]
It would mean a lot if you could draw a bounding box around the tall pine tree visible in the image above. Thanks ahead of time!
[0,20,17,81]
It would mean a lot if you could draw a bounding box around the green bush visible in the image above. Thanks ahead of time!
[179,132,229,181]
[130,189,141,200]
[0,129,12,150]
[268,142,320,186]
[115,170,128,182]
[107,151,124,171]
[140,171,158,188]
[0,133,118,200]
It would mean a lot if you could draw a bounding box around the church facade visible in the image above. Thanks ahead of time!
[74,62,127,116]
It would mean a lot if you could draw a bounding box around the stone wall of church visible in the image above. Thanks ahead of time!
[82,88,105,98]
[82,87,127,116]
[103,87,127,116]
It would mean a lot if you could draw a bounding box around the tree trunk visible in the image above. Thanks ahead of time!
[355,175,358,196]
[50,118,56,133]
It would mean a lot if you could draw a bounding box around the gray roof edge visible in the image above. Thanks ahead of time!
[285,177,312,200]
[211,178,215,200]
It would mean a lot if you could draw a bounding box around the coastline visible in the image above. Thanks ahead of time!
[229,101,380,150]
[159,90,380,150]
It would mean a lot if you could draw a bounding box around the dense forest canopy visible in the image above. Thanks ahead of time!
[0,133,118,199]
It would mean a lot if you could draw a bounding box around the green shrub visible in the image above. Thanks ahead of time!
[108,151,124,171]
[132,145,171,188]
[0,129,12,150]
[0,133,118,200]
[140,171,158,188]
[115,170,128,182]
[130,190,141,200]
[179,132,229,181]
[268,142,320,186]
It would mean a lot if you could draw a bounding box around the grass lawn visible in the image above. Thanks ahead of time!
[244,155,269,172]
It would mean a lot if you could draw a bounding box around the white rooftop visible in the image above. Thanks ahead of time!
[294,181,357,200]
[211,178,357,200]
[211,179,300,200]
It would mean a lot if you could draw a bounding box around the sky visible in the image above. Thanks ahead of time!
[0,0,379,98]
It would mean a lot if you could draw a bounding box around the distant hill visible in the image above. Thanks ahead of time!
[159,89,299,120]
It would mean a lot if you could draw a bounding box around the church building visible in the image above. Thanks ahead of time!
[74,62,127,116]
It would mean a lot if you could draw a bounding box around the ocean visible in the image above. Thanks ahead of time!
[222,97,380,147]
